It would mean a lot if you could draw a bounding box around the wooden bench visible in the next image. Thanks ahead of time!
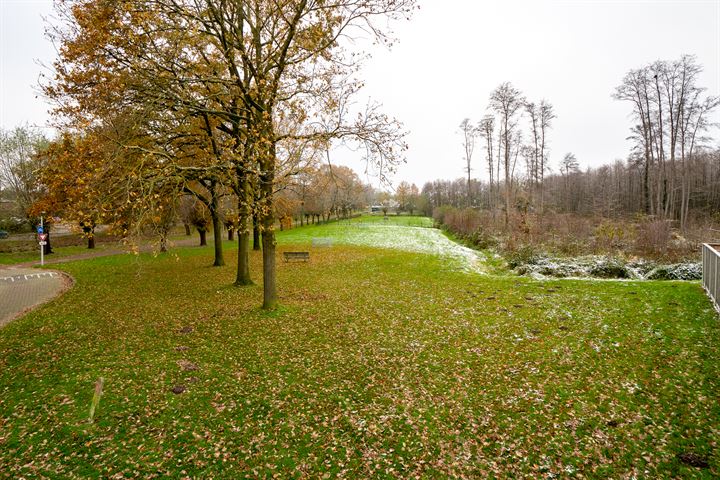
[311,237,333,248]
[283,251,310,262]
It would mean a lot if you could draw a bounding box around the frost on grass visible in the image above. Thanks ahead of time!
[321,224,488,273]
[514,255,702,281]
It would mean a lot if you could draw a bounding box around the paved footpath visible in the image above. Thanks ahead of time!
[0,268,71,328]
[0,236,204,328]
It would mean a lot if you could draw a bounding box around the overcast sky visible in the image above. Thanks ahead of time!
[1,0,719,189]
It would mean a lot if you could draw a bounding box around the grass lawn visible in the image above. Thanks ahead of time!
[278,215,496,274]
[0,244,114,265]
[0,216,718,478]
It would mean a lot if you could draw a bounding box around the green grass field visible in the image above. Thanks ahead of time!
[0,244,113,265]
[0,216,718,478]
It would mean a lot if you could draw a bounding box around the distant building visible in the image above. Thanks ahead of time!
[369,201,399,214]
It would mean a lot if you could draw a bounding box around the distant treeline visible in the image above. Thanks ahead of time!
[420,147,720,223]
[425,55,719,231]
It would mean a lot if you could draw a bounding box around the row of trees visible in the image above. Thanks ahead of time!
[0,122,384,253]
[458,83,555,226]
[422,147,720,222]
[178,163,375,249]
[40,0,415,309]
[440,56,718,229]
[279,165,374,226]
[613,55,719,229]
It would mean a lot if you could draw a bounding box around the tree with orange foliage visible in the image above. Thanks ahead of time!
[33,133,103,249]
[47,0,414,309]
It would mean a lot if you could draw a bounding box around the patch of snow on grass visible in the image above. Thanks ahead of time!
[329,224,487,273]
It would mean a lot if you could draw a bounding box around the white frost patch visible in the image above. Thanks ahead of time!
[327,224,487,273]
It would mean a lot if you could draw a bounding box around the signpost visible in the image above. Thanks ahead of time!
[39,215,45,266]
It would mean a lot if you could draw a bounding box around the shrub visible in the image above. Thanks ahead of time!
[634,218,671,255]
[467,229,497,249]
[626,260,658,278]
[432,206,453,226]
[444,208,480,236]
[0,216,29,234]
[645,263,702,280]
[505,244,541,269]
[516,258,587,278]
[589,258,630,279]
[594,220,633,251]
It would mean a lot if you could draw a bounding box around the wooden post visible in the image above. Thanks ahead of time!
[88,377,104,423]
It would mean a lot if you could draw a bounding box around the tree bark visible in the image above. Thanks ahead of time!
[253,214,261,251]
[260,137,278,310]
[236,231,252,285]
[160,232,168,252]
[504,118,511,228]
[184,223,191,236]
[206,183,225,266]
[212,214,224,266]
[262,215,277,310]
[235,190,253,286]
[228,229,234,241]
[43,225,53,255]
[87,235,95,249]
[199,229,207,246]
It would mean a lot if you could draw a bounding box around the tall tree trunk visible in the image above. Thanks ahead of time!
[209,190,225,266]
[261,216,277,310]
[680,176,688,231]
[467,170,472,207]
[497,131,503,220]
[643,156,651,214]
[236,231,252,285]
[199,229,207,246]
[539,139,545,217]
[228,229,234,241]
[160,231,168,253]
[253,213,261,251]
[504,120,511,228]
[212,215,224,266]
[260,139,278,310]
[84,225,95,249]
[641,81,658,216]
[184,223,191,236]
[235,185,253,285]
[43,224,53,255]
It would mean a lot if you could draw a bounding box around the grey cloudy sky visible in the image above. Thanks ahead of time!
[1,0,719,188]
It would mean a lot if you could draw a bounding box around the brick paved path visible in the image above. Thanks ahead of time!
[0,268,70,328]
[0,236,204,327]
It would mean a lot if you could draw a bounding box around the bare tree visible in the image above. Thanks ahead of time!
[538,100,556,215]
[614,66,656,214]
[0,126,49,223]
[525,102,540,202]
[478,115,495,211]
[614,55,718,227]
[559,152,579,211]
[459,118,478,206]
[489,82,525,227]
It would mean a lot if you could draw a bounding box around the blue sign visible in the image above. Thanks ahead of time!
[37,226,43,234]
